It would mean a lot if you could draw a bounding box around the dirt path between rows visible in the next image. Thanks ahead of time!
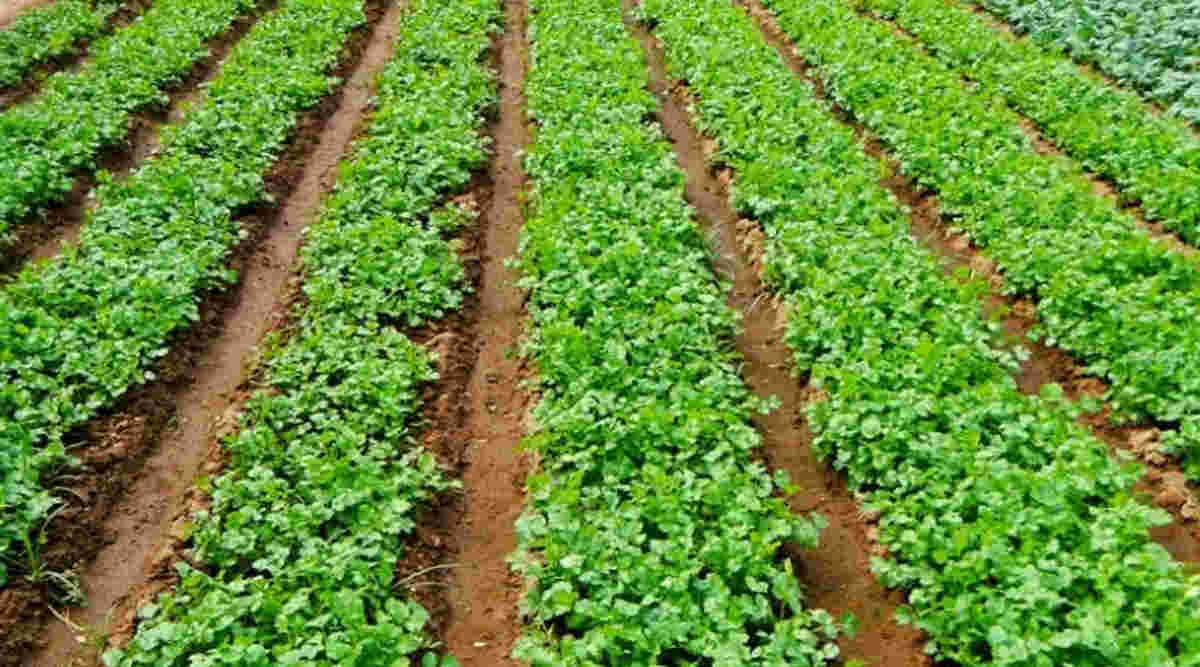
[625,8,932,667]
[0,0,53,27]
[440,0,531,663]
[19,1,399,664]
[1,0,269,277]
[737,0,1200,562]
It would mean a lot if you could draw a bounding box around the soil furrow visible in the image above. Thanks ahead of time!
[0,0,154,111]
[738,0,1200,560]
[9,1,394,665]
[0,0,268,277]
[0,0,54,27]
[439,0,530,664]
[394,184,489,657]
[625,7,932,666]
[853,5,1200,260]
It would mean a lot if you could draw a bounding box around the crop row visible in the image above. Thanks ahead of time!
[105,1,496,662]
[761,0,1200,477]
[0,0,364,589]
[0,0,256,242]
[639,0,1200,663]
[0,0,113,87]
[512,0,842,663]
[975,0,1200,123]
[861,0,1200,244]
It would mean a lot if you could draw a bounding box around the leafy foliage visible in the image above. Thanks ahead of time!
[860,0,1200,243]
[0,0,364,588]
[104,0,496,663]
[108,325,449,667]
[512,0,841,664]
[0,0,256,242]
[975,0,1200,123]
[763,0,1200,479]
[640,0,1200,663]
[301,9,494,327]
[0,0,113,86]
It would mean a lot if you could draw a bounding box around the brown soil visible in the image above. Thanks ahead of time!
[0,0,154,111]
[0,0,267,277]
[439,0,532,664]
[0,0,53,27]
[2,2,391,665]
[627,8,933,667]
[739,0,1200,562]
[394,202,488,651]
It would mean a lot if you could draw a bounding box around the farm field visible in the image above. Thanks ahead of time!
[1,0,1199,665]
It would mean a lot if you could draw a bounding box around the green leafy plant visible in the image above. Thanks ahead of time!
[105,0,497,663]
[421,654,461,667]
[860,0,1200,243]
[975,0,1200,123]
[0,0,115,86]
[755,0,1200,483]
[0,0,364,590]
[0,0,258,243]
[639,0,1200,663]
[511,0,843,663]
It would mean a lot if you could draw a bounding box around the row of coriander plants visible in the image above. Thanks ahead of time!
[639,0,1200,663]
[973,0,1200,123]
[0,0,257,243]
[0,0,364,589]
[512,0,842,663]
[105,0,497,662]
[762,0,1200,480]
[0,0,115,87]
[859,0,1200,244]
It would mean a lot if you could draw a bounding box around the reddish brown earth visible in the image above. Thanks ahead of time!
[3,2,393,665]
[1,0,268,276]
[628,8,933,667]
[394,196,488,650]
[736,0,1200,563]
[0,0,53,27]
[440,0,532,663]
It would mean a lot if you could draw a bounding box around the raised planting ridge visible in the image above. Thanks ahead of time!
[638,0,1200,663]
[511,0,844,662]
[0,0,363,594]
[105,0,498,662]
